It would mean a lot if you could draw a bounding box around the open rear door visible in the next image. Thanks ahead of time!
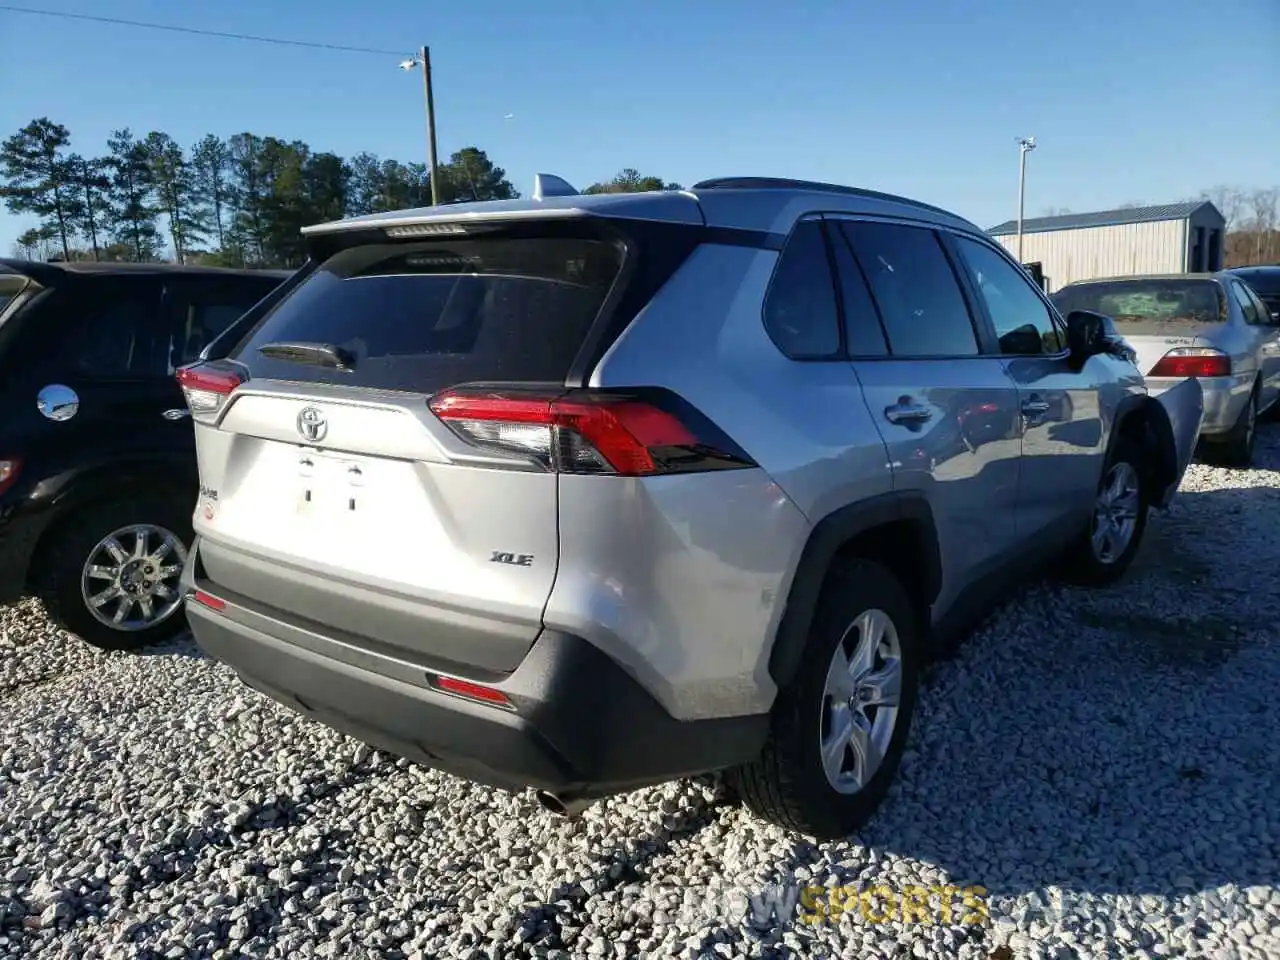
[1152,376,1204,509]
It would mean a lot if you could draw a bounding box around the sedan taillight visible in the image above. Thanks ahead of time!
[1148,348,1230,379]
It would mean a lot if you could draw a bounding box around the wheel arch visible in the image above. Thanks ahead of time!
[1107,393,1177,509]
[768,491,941,690]
[25,456,197,590]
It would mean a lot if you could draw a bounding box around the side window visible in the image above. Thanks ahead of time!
[838,221,979,357]
[1231,281,1261,325]
[762,219,841,359]
[66,283,166,378]
[1245,286,1276,326]
[827,224,889,356]
[953,236,1065,355]
[169,282,274,369]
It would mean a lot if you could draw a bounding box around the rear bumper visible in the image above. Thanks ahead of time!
[181,546,767,797]
[1144,375,1246,435]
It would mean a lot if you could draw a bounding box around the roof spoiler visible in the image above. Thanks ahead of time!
[532,173,578,201]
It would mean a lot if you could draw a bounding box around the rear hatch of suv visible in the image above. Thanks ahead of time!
[1051,277,1230,379]
[179,208,744,677]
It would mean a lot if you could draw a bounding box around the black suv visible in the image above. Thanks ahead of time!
[0,259,289,649]
[1225,265,1280,324]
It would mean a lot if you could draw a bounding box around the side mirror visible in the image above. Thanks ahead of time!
[1066,310,1107,371]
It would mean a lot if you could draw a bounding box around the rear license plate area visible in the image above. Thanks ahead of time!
[296,448,370,518]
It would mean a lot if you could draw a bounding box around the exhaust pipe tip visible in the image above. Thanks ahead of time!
[535,790,593,818]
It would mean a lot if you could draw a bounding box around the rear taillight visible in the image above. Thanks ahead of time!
[1148,348,1231,379]
[0,458,20,497]
[428,387,756,477]
[177,363,246,419]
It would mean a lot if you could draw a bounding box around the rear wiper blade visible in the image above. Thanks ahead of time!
[257,341,356,371]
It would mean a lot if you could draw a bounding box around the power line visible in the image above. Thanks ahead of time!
[0,4,406,56]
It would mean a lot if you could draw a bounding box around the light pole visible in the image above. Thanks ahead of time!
[1016,136,1037,262]
[400,46,441,206]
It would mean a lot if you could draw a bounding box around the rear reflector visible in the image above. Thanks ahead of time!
[177,363,247,419]
[428,387,756,477]
[189,590,225,612]
[431,675,513,708]
[1148,348,1231,379]
[0,458,20,496]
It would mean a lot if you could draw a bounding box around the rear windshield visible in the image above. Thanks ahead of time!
[232,236,623,392]
[1051,279,1223,324]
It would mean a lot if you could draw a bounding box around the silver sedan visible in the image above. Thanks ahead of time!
[1052,272,1280,467]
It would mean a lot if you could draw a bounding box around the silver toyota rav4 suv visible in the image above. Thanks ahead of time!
[178,175,1203,839]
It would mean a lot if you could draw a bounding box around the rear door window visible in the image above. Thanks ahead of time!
[837,220,980,357]
[826,223,889,356]
[59,279,167,379]
[233,237,623,392]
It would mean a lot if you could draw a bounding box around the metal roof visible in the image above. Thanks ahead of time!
[987,201,1221,237]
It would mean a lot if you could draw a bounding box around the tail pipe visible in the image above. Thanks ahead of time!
[534,790,595,818]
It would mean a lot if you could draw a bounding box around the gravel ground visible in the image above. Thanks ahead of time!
[3,427,1279,960]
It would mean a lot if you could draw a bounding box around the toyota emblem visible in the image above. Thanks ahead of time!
[297,406,328,442]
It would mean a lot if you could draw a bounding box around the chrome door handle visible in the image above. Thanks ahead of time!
[884,403,933,425]
[1021,399,1050,416]
[162,408,191,420]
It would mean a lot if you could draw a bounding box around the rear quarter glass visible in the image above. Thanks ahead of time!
[231,235,625,394]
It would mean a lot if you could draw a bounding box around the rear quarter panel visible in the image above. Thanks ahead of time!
[557,242,891,721]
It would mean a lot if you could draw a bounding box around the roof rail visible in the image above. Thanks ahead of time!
[691,177,959,220]
[533,173,578,201]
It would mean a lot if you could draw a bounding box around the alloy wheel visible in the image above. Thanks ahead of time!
[79,524,188,632]
[819,608,902,794]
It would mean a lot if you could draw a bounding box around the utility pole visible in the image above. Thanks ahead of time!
[401,47,442,205]
[1016,136,1037,262]
[421,46,441,206]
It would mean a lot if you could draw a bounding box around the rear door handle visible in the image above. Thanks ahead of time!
[1021,398,1051,416]
[884,402,933,425]
[162,408,191,421]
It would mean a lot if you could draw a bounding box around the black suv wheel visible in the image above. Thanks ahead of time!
[36,493,193,651]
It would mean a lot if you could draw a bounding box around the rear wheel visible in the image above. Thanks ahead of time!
[1214,387,1258,468]
[727,560,920,839]
[37,494,193,651]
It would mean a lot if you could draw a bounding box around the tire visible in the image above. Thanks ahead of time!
[36,493,194,651]
[1214,387,1258,468]
[727,560,920,839]
[1062,435,1149,586]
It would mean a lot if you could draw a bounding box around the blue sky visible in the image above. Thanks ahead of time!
[1,0,1277,254]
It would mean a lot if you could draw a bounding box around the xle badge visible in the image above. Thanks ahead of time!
[490,551,534,567]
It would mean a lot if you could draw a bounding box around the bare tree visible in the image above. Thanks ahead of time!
[1248,188,1278,263]
[1200,185,1246,233]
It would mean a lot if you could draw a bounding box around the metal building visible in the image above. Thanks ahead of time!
[987,201,1226,293]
